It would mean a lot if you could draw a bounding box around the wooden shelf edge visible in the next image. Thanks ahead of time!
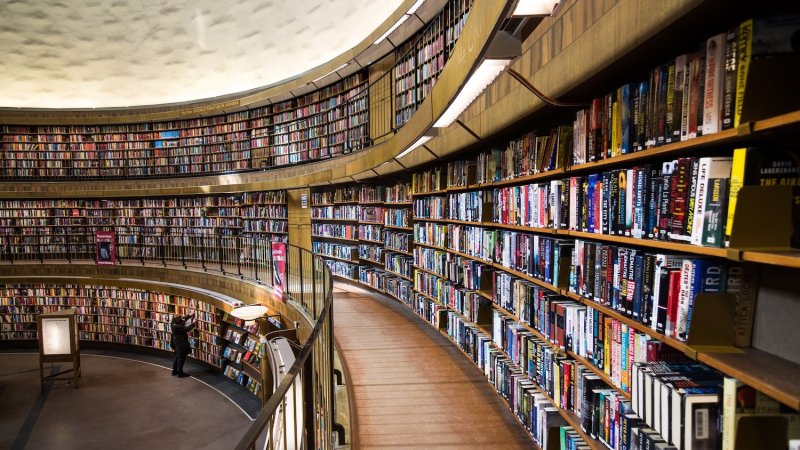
[698,347,800,411]
[740,250,800,269]
[311,235,359,243]
[561,290,692,355]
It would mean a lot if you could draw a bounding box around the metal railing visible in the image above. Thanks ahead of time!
[0,230,336,450]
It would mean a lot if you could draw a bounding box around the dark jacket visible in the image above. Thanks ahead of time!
[171,318,196,357]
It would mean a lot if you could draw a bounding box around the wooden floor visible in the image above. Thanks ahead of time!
[333,283,535,450]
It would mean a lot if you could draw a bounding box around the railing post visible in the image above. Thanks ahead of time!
[269,242,276,288]
[181,230,187,269]
[200,233,207,271]
[253,238,259,282]
[36,228,44,263]
[303,355,316,450]
[65,230,72,263]
[312,263,317,319]
[299,249,305,309]
[217,231,224,274]
[139,227,146,266]
[236,234,242,278]
[160,233,166,267]
[5,235,12,264]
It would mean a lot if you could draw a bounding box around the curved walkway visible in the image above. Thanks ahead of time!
[333,283,534,449]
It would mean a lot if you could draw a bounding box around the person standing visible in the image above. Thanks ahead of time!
[171,313,196,377]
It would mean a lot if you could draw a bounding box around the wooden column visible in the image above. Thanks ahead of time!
[287,188,311,251]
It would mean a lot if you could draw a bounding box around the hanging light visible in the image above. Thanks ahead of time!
[229,305,269,321]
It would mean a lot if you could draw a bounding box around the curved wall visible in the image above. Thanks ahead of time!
[0,0,420,121]
[0,0,705,197]
[0,263,313,342]
[0,0,512,198]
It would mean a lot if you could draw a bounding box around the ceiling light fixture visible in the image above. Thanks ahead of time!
[374,14,409,44]
[374,0,427,45]
[406,0,426,15]
[230,305,269,321]
[433,31,521,128]
[512,0,560,16]
[397,129,438,158]
[312,63,349,83]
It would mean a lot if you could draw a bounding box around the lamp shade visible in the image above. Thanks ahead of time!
[230,305,269,321]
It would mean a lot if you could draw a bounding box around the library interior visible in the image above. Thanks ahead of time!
[1,0,800,449]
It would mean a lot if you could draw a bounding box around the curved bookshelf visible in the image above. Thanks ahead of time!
[0,0,477,183]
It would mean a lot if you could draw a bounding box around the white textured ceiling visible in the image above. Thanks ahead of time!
[0,0,405,109]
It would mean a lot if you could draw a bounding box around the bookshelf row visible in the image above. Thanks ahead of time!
[0,284,266,397]
[394,0,472,127]
[1,73,368,179]
[316,15,800,446]
[0,0,475,180]
[311,182,416,309]
[0,190,288,260]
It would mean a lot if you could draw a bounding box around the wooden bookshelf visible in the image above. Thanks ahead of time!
[0,284,223,369]
[740,250,800,270]
[394,0,472,128]
[311,185,361,280]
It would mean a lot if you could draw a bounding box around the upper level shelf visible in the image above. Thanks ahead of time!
[0,0,475,183]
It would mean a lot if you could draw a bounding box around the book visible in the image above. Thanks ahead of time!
[721,26,739,130]
[691,157,733,246]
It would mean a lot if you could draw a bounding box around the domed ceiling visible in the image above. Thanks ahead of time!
[0,0,405,109]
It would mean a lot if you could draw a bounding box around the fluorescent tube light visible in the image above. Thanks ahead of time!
[434,59,512,128]
[374,0,426,45]
[230,305,269,321]
[374,14,409,44]
[513,0,560,16]
[397,135,433,158]
[407,0,425,15]
[312,63,349,83]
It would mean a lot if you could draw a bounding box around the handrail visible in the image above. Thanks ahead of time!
[0,229,336,450]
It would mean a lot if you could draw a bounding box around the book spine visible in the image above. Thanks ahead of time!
[702,33,725,135]
[675,54,688,143]
[657,65,669,146]
[665,270,682,338]
[633,83,643,150]
[665,63,677,143]
[721,26,738,130]
[621,84,632,154]
[625,169,634,236]
[687,50,704,139]
[702,178,729,247]
[602,172,611,235]
[676,259,695,340]
[696,43,706,137]
[691,158,711,245]
[734,19,753,128]
[725,148,747,245]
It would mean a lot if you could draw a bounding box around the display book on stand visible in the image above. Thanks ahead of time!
[218,310,285,402]
[342,14,800,450]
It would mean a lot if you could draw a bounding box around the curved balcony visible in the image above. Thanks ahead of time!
[0,232,336,449]
[0,0,512,198]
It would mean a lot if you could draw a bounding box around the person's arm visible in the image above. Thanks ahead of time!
[184,314,197,331]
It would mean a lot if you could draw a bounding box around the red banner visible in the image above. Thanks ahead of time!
[271,242,286,301]
[95,231,116,265]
